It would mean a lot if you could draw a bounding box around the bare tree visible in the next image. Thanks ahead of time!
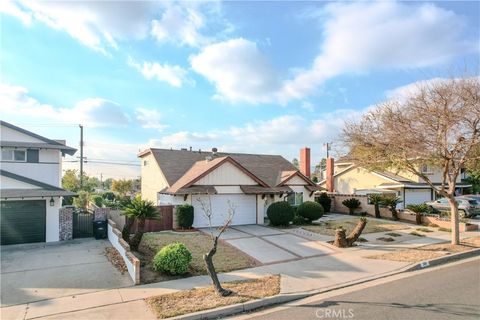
[197,195,235,297]
[333,218,367,248]
[343,76,480,244]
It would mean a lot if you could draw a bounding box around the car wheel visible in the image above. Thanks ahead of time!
[459,210,466,218]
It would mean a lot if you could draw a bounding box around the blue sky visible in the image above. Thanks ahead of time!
[1,0,479,178]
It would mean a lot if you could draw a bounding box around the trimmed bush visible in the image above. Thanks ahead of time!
[317,193,332,212]
[90,194,103,207]
[153,242,192,275]
[102,191,116,201]
[176,204,194,228]
[342,198,361,215]
[267,202,294,227]
[297,201,324,222]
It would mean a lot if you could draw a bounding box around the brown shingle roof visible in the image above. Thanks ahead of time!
[140,148,314,189]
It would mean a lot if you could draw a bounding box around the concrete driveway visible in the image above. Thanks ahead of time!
[204,225,335,264]
[1,239,132,307]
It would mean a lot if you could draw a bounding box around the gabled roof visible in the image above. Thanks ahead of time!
[0,121,77,156]
[140,148,315,191]
[0,170,76,199]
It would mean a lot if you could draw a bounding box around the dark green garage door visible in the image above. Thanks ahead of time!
[1,200,46,245]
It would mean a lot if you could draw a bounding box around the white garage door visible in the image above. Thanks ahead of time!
[192,194,257,228]
[405,189,432,206]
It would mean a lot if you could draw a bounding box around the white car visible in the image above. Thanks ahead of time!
[426,197,480,218]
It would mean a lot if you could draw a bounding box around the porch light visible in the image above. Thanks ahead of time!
[49,197,55,206]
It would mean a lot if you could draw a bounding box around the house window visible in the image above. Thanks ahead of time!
[421,164,432,174]
[1,148,26,162]
[285,192,303,206]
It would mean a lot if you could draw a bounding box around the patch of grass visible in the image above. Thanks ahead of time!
[410,231,426,237]
[416,227,433,233]
[138,232,258,284]
[376,237,395,242]
[301,218,408,236]
[385,232,402,237]
[438,227,452,232]
[146,275,280,319]
[357,237,368,242]
[367,237,480,262]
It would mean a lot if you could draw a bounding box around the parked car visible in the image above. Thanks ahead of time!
[426,197,480,218]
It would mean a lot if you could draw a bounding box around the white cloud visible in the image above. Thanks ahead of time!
[278,1,475,103]
[128,57,192,88]
[4,1,159,53]
[135,107,168,131]
[190,38,280,104]
[0,83,130,127]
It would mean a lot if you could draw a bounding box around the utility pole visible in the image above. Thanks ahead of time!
[324,142,332,158]
[79,124,84,188]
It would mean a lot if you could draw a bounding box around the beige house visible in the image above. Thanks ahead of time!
[319,157,471,209]
[139,148,318,227]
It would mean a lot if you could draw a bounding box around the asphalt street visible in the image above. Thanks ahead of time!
[237,259,480,320]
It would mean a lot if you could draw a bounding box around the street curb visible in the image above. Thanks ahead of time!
[405,247,480,272]
[169,248,480,320]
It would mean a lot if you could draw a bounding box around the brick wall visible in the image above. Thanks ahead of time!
[94,207,109,221]
[59,208,73,241]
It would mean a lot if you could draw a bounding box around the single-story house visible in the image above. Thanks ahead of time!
[139,147,319,227]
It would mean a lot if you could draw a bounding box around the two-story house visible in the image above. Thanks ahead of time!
[0,121,77,245]
[319,156,472,209]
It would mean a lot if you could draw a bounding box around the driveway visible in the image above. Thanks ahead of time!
[203,225,336,264]
[0,238,132,307]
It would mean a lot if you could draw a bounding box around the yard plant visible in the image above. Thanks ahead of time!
[317,193,332,212]
[381,196,402,221]
[122,196,159,251]
[267,201,294,226]
[368,194,383,218]
[176,204,194,229]
[296,201,324,223]
[342,198,361,215]
[153,242,192,275]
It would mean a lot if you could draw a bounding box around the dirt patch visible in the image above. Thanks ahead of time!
[301,218,409,236]
[146,275,280,319]
[377,237,395,242]
[368,236,480,262]
[137,231,259,284]
[385,232,402,237]
[105,247,128,275]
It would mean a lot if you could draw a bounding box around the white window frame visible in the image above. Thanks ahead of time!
[420,164,433,175]
[285,192,304,206]
[1,148,27,162]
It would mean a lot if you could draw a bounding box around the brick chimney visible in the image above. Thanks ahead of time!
[326,157,334,192]
[300,147,311,178]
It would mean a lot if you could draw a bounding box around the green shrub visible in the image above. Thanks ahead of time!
[267,202,294,227]
[342,198,361,215]
[292,214,306,225]
[297,201,324,222]
[90,194,104,207]
[73,191,90,209]
[176,204,194,228]
[406,204,428,213]
[317,193,332,212]
[102,192,116,201]
[153,242,192,275]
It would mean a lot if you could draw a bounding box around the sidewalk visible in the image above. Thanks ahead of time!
[2,230,478,320]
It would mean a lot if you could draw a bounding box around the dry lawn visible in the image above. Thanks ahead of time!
[368,236,480,262]
[138,231,258,284]
[105,247,127,275]
[302,218,409,236]
[146,275,280,319]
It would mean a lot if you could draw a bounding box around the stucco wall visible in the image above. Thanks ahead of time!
[1,162,60,186]
[107,220,139,284]
[332,167,390,194]
[141,153,169,203]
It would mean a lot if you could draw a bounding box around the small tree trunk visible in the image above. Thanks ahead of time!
[333,228,348,247]
[415,212,422,225]
[447,196,460,245]
[122,216,134,242]
[374,204,381,218]
[349,208,354,215]
[390,207,399,221]
[346,218,367,246]
[129,218,145,251]
[203,237,232,297]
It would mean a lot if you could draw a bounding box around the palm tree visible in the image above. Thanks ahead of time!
[368,194,383,218]
[381,196,402,221]
[124,196,159,251]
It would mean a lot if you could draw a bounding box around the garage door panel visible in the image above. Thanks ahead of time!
[1,200,46,245]
[405,189,432,206]
[192,194,256,228]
